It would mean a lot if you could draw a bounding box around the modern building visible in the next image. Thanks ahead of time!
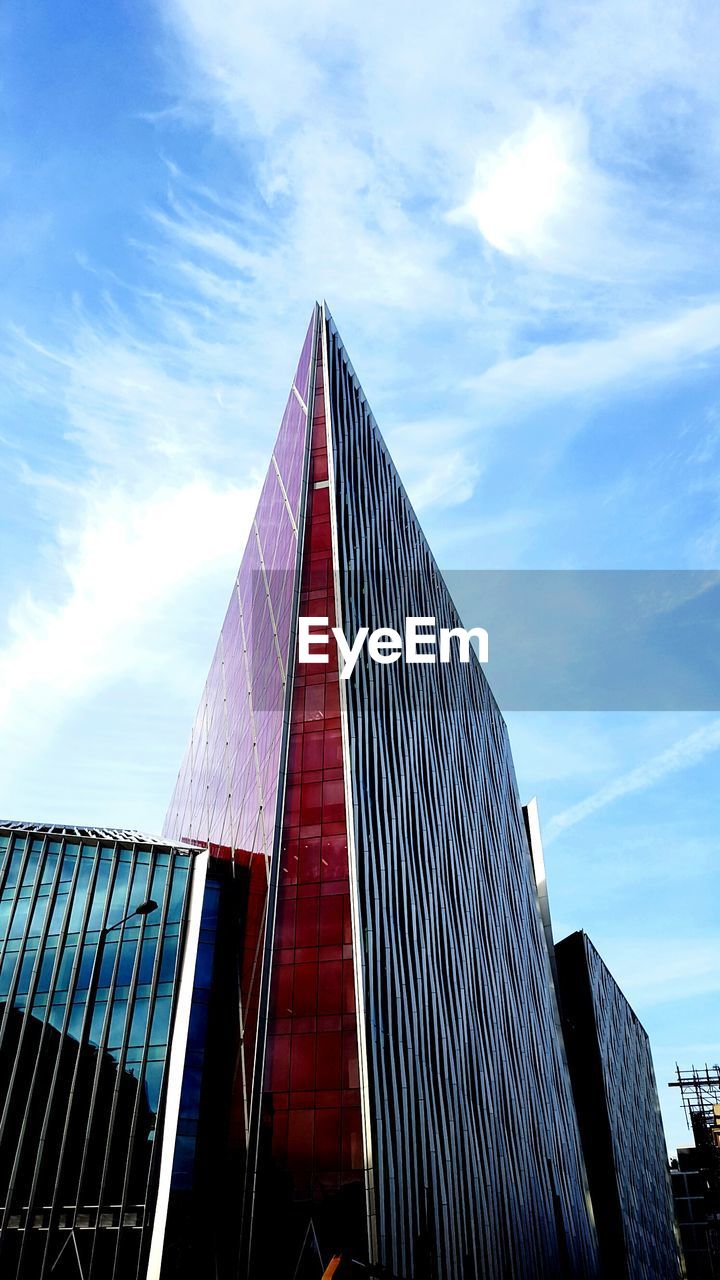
[163,302,600,1279]
[555,930,683,1280]
[0,304,680,1279]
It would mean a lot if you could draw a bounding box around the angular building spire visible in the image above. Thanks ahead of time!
[164,304,600,1279]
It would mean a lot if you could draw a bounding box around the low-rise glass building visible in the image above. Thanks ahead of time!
[0,820,239,1280]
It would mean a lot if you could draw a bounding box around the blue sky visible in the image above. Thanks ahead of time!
[1,0,719,1152]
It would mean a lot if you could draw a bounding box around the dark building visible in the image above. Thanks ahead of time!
[555,930,682,1280]
[163,303,600,1279]
[671,1145,720,1279]
[668,1066,720,1279]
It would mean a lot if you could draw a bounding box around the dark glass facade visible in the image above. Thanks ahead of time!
[555,930,683,1280]
[164,304,601,1278]
[0,820,203,1280]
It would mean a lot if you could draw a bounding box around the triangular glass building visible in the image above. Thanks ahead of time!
[163,303,601,1278]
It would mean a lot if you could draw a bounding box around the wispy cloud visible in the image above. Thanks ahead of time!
[5,0,720,786]
[545,717,720,841]
[469,300,720,415]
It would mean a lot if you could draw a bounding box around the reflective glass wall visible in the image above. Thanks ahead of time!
[0,822,195,1280]
[163,313,315,1135]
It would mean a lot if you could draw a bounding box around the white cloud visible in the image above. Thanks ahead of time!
[0,478,257,771]
[450,109,600,265]
[545,717,720,841]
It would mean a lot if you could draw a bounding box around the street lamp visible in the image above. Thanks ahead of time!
[84,897,159,1038]
[103,898,158,935]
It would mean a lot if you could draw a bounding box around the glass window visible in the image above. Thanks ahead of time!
[20,838,44,890]
[167,864,189,922]
[75,942,98,991]
[47,890,70,936]
[129,998,150,1047]
[48,996,67,1033]
[37,947,57,992]
[68,857,93,931]
[87,858,112,930]
[28,893,51,938]
[40,850,59,886]
[4,837,26,890]
[158,936,179,985]
[0,948,18,997]
[98,937,119,989]
[89,998,108,1046]
[8,897,30,940]
[150,997,172,1047]
[67,994,88,1040]
[143,1058,165,1114]
[107,859,130,919]
[138,936,158,986]
[0,897,12,939]
[116,940,138,986]
[55,943,77,992]
[107,998,128,1049]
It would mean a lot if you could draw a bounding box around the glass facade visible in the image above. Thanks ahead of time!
[163,313,315,1141]
[252,325,365,1273]
[555,931,683,1280]
[0,821,199,1280]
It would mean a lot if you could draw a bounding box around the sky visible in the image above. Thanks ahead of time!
[1,0,719,1154]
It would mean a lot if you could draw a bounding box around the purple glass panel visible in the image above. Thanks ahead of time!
[163,308,316,1120]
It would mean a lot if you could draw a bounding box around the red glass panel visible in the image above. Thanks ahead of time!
[318,896,343,945]
[296,896,320,948]
[290,1035,316,1091]
[293,962,318,1015]
[262,323,364,1221]
[297,838,321,884]
[315,1032,342,1090]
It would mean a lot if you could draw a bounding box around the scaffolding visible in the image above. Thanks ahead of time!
[669,1065,720,1137]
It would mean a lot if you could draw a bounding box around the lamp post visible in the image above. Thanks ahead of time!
[82,899,159,1043]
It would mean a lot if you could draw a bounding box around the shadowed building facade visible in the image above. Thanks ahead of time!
[555,931,683,1280]
[163,303,600,1279]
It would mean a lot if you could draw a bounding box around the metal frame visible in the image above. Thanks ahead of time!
[144,851,209,1280]
[320,300,378,1263]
